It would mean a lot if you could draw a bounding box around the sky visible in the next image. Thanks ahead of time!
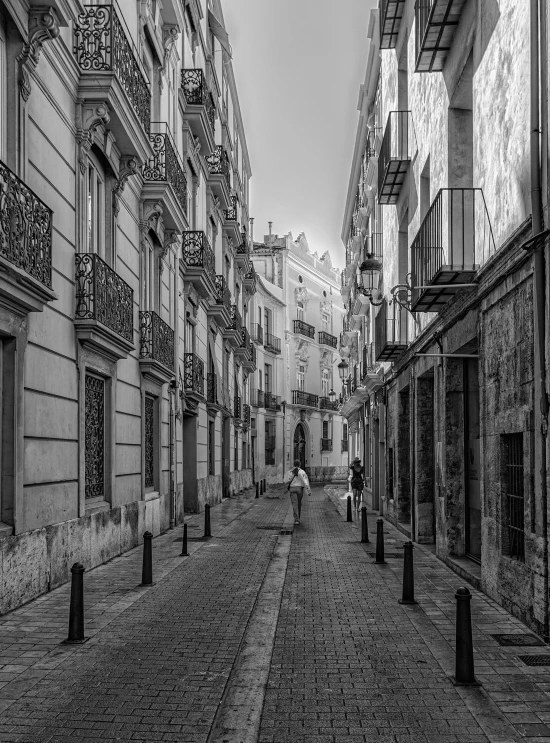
[223,0,376,270]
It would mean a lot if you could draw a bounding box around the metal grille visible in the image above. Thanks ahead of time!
[492,634,544,647]
[504,433,525,561]
[144,396,154,488]
[138,310,174,371]
[85,375,105,499]
[143,123,187,213]
[518,655,550,666]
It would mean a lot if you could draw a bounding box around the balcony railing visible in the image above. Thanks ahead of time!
[207,371,219,405]
[75,253,133,342]
[411,188,494,312]
[143,122,187,213]
[318,331,337,349]
[415,0,466,73]
[74,2,150,133]
[242,403,251,428]
[342,440,349,453]
[265,393,281,411]
[213,275,231,309]
[237,231,250,255]
[380,0,406,49]
[224,193,238,221]
[251,324,263,345]
[229,305,242,335]
[0,159,53,289]
[375,299,408,362]
[138,310,174,371]
[182,231,215,275]
[321,438,333,452]
[181,69,215,134]
[234,395,241,420]
[362,341,381,378]
[251,389,264,408]
[293,319,315,339]
[240,327,251,353]
[319,397,338,411]
[265,333,281,354]
[378,111,414,205]
[292,390,318,407]
[206,145,230,190]
[184,353,204,396]
[244,262,257,292]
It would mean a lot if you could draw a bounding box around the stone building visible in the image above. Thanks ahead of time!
[0,0,255,614]
[340,1,550,635]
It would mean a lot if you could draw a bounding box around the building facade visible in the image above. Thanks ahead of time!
[340,2,550,635]
[0,0,256,614]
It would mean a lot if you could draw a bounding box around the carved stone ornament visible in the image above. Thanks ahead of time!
[161,230,180,262]
[17,7,60,102]
[319,349,333,370]
[295,286,309,309]
[294,338,310,364]
[186,286,200,317]
[140,200,164,242]
[112,157,140,216]
[159,25,180,92]
[320,300,332,316]
[76,102,110,174]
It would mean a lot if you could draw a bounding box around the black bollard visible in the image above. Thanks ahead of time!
[454,587,480,685]
[180,523,189,556]
[375,518,386,564]
[361,506,369,543]
[263,478,266,493]
[259,480,263,495]
[346,495,353,522]
[64,563,86,644]
[141,531,153,585]
[399,541,417,604]
[255,482,259,498]
[204,503,212,538]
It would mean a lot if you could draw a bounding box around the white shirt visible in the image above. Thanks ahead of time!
[285,467,311,494]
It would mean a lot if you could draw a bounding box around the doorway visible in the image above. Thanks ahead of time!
[222,417,230,498]
[293,423,306,469]
[464,359,481,561]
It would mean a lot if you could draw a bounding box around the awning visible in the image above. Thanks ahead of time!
[208,9,232,57]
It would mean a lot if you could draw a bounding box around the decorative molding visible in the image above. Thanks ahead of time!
[161,230,180,261]
[17,7,60,102]
[112,156,140,216]
[320,300,332,316]
[76,101,110,174]
[159,25,180,92]
[319,349,333,370]
[294,286,309,309]
[140,200,164,242]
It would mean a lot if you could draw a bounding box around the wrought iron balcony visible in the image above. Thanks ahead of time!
[292,390,319,408]
[224,194,238,221]
[265,393,281,412]
[411,188,494,312]
[142,122,187,215]
[235,327,251,359]
[184,353,204,397]
[251,389,264,408]
[341,440,349,453]
[74,2,150,134]
[378,111,414,205]
[318,331,337,349]
[182,231,215,298]
[243,262,257,293]
[75,253,133,343]
[251,324,263,345]
[138,310,174,371]
[362,341,381,380]
[319,397,338,411]
[243,340,257,371]
[236,231,250,255]
[375,299,408,362]
[230,305,242,335]
[415,0,467,73]
[207,371,220,406]
[214,275,231,309]
[234,395,241,421]
[321,438,333,452]
[242,403,251,428]
[0,159,53,290]
[380,0,406,49]
[293,319,315,339]
[181,69,215,136]
[206,145,230,196]
[265,333,281,354]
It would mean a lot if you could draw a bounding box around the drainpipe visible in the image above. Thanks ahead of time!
[531,0,549,639]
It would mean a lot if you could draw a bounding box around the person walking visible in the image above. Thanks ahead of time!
[349,456,364,512]
[285,459,312,525]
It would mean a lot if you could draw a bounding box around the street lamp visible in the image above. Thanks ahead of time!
[337,359,349,381]
[328,388,336,403]
[358,253,383,301]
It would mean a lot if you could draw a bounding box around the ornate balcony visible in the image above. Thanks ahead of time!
[142,122,187,229]
[222,304,242,348]
[184,353,204,400]
[233,395,241,425]
[318,331,337,349]
[411,188,494,312]
[242,403,251,429]
[205,145,231,209]
[341,440,349,453]
[374,299,408,362]
[223,194,241,245]
[235,231,251,274]
[265,333,281,355]
[265,393,281,412]
[243,341,257,372]
[138,310,174,383]
[243,262,257,294]
[293,319,315,339]
[362,341,382,382]
[207,371,219,405]
[251,389,264,408]
[181,231,215,299]
[415,0,467,73]
[73,2,151,160]
[380,0,406,49]
[319,397,338,411]
[235,327,251,360]
[378,111,415,205]
[321,438,333,452]
[0,159,56,313]
[251,324,263,345]
[180,69,215,152]
[291,390,318,408]
[75,253,134,360]
[207,275,231,329]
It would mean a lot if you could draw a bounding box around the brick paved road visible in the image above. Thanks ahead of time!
[1,485,550,742]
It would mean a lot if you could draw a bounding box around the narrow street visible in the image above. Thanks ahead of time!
[0,486,549,743]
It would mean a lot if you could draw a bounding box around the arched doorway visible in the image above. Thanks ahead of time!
[293,423,306,469]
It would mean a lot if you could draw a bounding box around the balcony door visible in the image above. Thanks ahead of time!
[293,423,306,469]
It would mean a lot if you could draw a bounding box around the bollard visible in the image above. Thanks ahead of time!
[260,480,263,495]
[346,495,353,522]
[375,518,386,564]
[140,531,153,586]
[361,506,369,543]
[204,503,212,538]
[64,563,86,644]
[263,478,266,493]
[454,587,480,685]
[399,541,417,604]
[255,482,259,498]
[180,523,189,557]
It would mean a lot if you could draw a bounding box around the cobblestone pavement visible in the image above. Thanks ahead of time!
[0,486,549,742]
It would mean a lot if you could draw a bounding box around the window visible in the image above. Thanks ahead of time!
[321,369,330,397]
[297,301,304,322]
[0,13,6,161]
[258,369,262,391]
[264,307,272,335]
[343,423,348,441]
[388,447,394,498]
[85,374,105,500]
[144,395,155,490]
[141,238,159,311]
[185,313,195,354]
[0,337,15,527]
[297,364,305,391]
[258,307,262,328]
[264,364,271,393]
[502,433,525,561]
[265,420,275,465]
[234,431,239,471]
[322,421,329,439]
[321,312,330,332]
[242,441,247,470]
[208,420,215,475]
[86,154,105,259]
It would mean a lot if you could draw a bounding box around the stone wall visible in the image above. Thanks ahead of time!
[306,465,348,483]
[194,475,223,513]
[230,469,253,494]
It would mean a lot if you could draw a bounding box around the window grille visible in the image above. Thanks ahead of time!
[388,447,394,497]
[144,396,154,488]
[503,433,525,561]
[208,420,215,476]
[85,375,105,499]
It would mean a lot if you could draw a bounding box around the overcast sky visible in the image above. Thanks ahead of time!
[223,0,375,269]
